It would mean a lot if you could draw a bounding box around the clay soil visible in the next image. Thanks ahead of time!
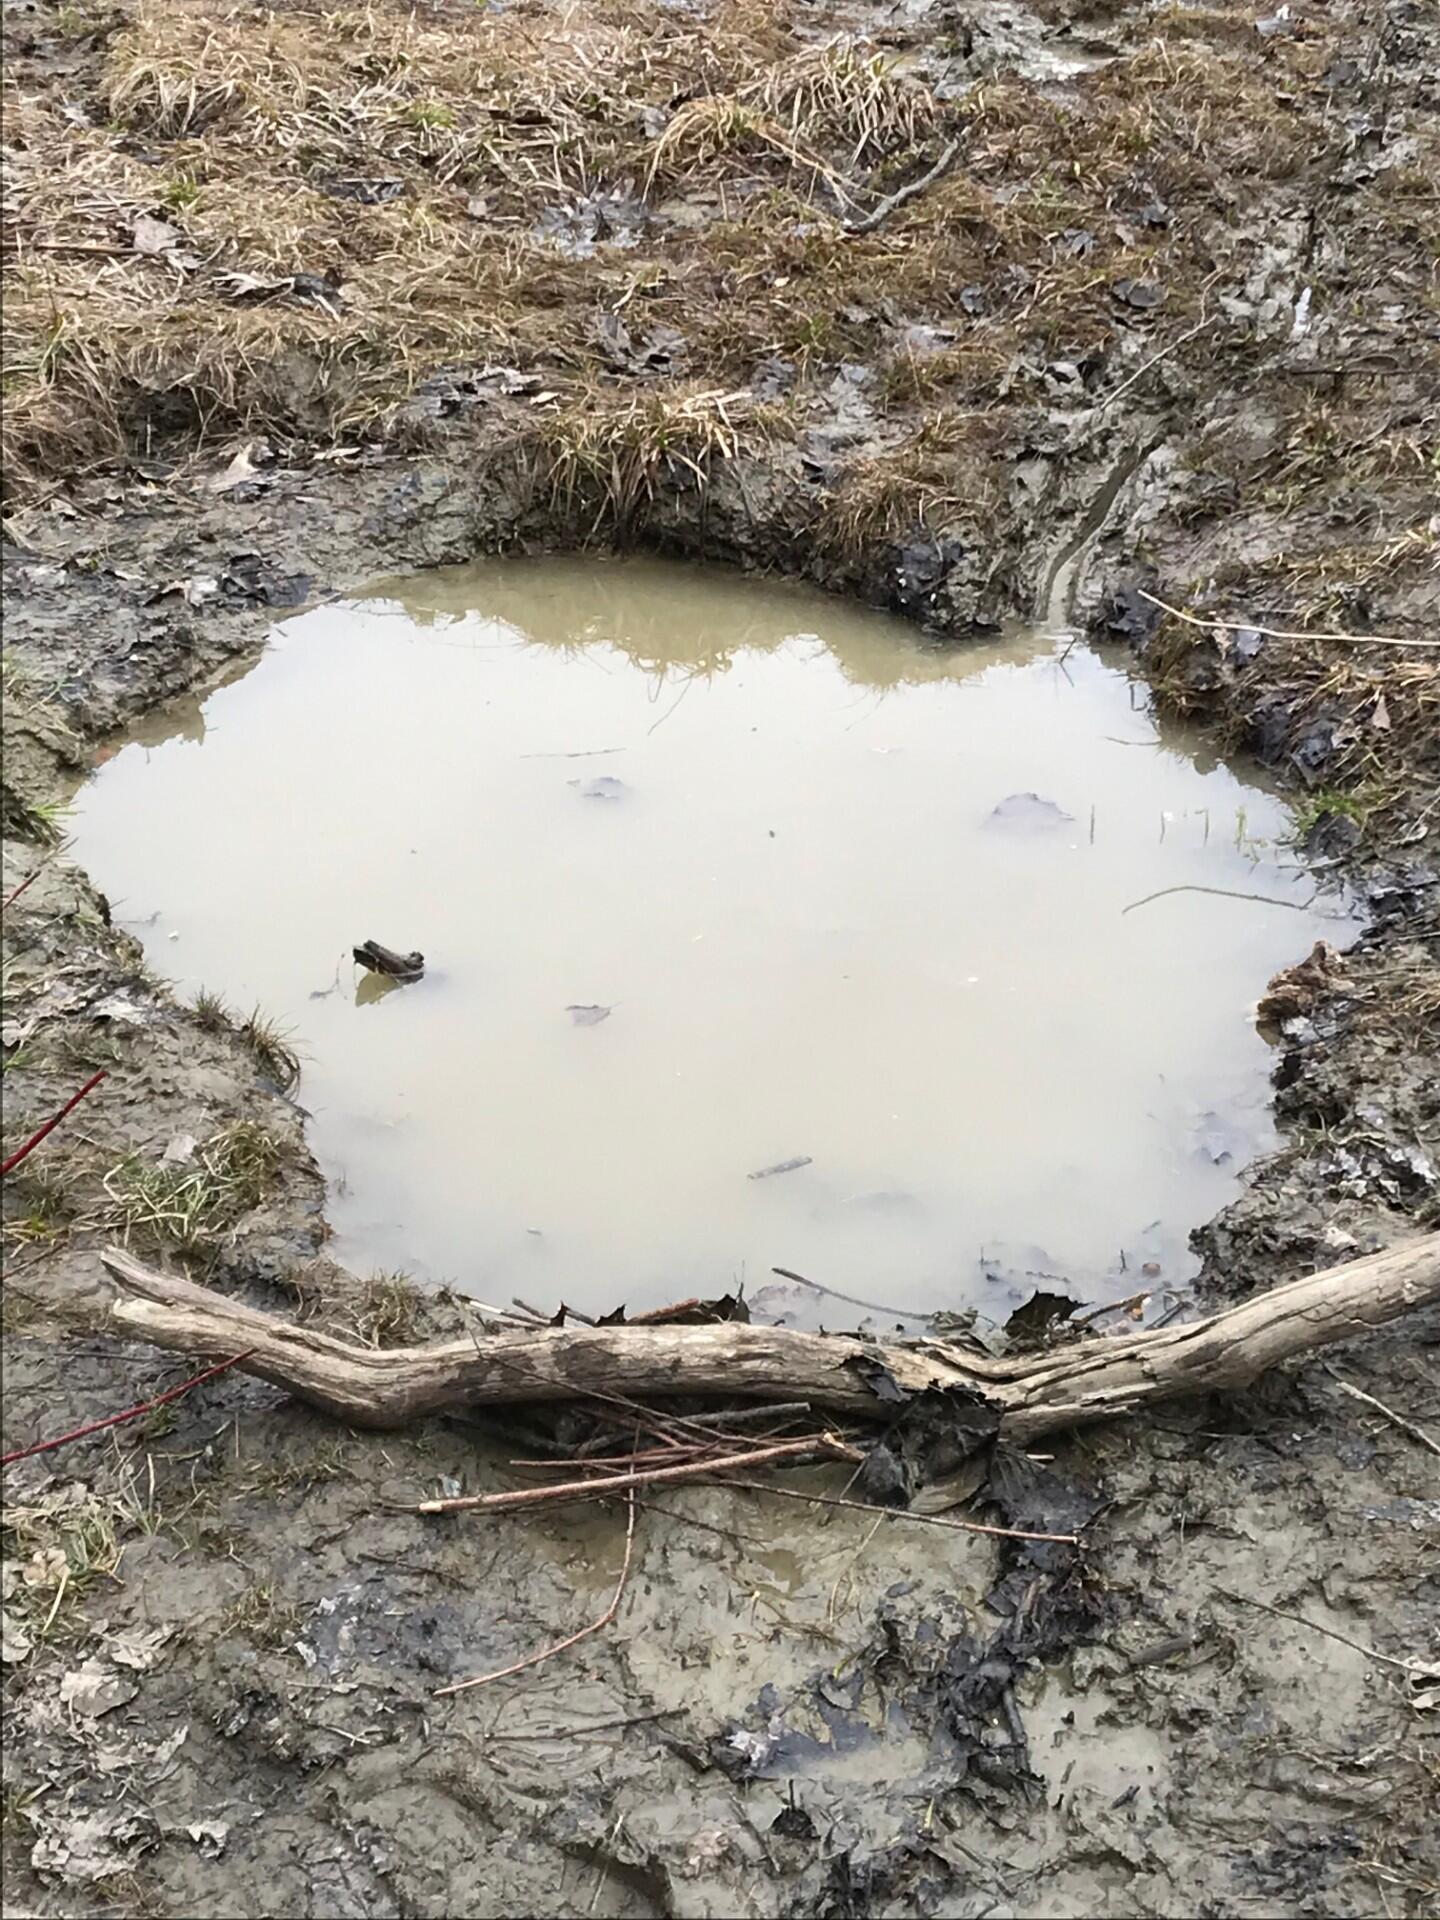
[2,0,1438,1914]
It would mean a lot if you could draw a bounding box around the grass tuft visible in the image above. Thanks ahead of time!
[103,1121,280,1253]
[354,1269,423,1347]
[191,988,301,1089]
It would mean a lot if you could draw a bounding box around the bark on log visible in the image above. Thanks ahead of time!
[98,1238,1439,1442]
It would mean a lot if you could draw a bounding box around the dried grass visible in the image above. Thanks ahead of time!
[102,1121,280,1253]
[520,382,784,539]
[1,1,976,489]
[1145,525,1440,819]
[818,412,1005,553]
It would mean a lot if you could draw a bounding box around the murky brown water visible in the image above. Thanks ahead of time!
[69,555,1352,1323]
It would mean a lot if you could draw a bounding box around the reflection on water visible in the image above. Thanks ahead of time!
[68,554,1354,1322]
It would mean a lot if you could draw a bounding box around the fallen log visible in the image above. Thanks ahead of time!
[97,1237,1439,1443]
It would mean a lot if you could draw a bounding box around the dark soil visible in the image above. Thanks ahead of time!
[3,0,1438,1914]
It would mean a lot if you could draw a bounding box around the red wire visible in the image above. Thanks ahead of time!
[1,1069,108,1176]
[1,1349,257,1467]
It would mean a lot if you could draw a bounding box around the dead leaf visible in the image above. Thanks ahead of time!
[22,1547,68,1589]
[105,1625,172,1671]
[1371,692,1391,731]
[30,1805,158,1884]
[1,1608,33,1665]
[59,1658,138,1718]
[205,444,262,493]
[1003,1289,1079,1345]
[132,213,181,255]
[186,1820,229,1858]
[90,992,148,1025]
[162,1134,198,1165]
[146,574,218,608]
[215,267,294,300]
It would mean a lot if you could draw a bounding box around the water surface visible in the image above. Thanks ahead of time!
[70,556,1349,1323]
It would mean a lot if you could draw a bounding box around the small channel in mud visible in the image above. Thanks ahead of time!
[69,556,1353,1324]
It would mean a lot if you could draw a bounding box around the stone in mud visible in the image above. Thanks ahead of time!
[985,792,1074,830]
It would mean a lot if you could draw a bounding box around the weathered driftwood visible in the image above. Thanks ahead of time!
[99,1238,1439,1442]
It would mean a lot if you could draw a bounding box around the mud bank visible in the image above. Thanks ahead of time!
[4,0,1439,1913]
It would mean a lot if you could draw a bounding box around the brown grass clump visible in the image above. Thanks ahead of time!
[3,1,982,492]
[520,383,787,540]
[756,38,941,167]
[817,412,1007,554]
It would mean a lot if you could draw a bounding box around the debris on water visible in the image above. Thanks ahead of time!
[570,775,629,800]
[352,939,424,981]
[1003,1289,1080,1346]
[985,792,1074,830]
[1256,939,1339,1025]
[566,1003,612,1026]
[1195,1110,1247,1166]
[748,1155,813,1180]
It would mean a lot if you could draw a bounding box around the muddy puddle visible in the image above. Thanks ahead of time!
[68,556,1353,1321]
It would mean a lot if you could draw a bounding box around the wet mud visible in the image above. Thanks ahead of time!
[3,0,1438,1913]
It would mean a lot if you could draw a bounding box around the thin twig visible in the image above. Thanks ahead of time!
[1140,589,1436,650]
[485,1707,678,1743]
[771,1266,937,1323]
[569,1399,814,1460]
[411,1434,862,1514]
[1324,1368,1440,1458]
[844,139,960,234]
[1121,883,1318,916]
[1096,318,1213,410]
[1219,1589,1422,1673]
[2,1348,255,1467]
[656,1400,814,1434]
[435,1491,637,1697]
[2,1070,108,1176]
[723,1477,1082,1544]
[511,1441,711,1471]
[513,1296,597,1327]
